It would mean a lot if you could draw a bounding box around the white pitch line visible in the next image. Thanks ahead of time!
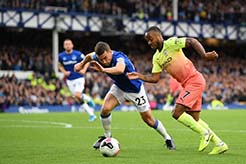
[53,125,246,134]
[0,125,69,128]
[0,119,72,128]
[76,126,246,133]
[0,119,246,133]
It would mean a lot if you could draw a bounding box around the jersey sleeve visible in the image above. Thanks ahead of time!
[151,55,163,73]
[116,57,125,64]
[166,37,186,50]
[92,52,97,60]
[80,52,85,60]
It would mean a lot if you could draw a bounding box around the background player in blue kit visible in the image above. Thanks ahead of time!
[58,39,97,122]
[74,41,175,150]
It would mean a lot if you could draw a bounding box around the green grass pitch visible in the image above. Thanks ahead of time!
[0,110,246,164]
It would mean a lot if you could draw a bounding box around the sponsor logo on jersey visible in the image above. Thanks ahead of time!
[162,57,172,67]
[63,60,77,65]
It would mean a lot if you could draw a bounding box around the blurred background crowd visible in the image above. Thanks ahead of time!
[0,0,245,24]
[0,28,245,111]
[0,0,245,111]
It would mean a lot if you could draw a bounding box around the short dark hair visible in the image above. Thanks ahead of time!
[94,41,111,56]
[64,38,73,42]
[146,26,162,34]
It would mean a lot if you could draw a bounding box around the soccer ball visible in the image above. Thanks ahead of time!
[99,137,120,157]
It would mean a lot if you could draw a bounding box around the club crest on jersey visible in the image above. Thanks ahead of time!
[163,50,168,56]
[72,55,77,60]
[62,57,66,60]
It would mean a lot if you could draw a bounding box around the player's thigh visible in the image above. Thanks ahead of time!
[101,92,120,114]
[66,80,75,94]
[66,78,85,95]
[126,85,150,113]
[176,83,204,111]
[74,78,85,93]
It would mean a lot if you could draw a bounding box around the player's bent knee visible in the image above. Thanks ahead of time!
[172,110,180,120]
[172,105,186,120]
[74,93,81,100]
[101,108,112,116]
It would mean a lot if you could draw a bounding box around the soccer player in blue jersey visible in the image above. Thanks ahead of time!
[74,41,175,150]
[58,39,97,122]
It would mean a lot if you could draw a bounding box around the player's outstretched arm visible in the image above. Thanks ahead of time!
[90,61,105,72]
[103,61,125,75]
[74,53,93,72]
[79,62,90,75]
[90,59,126,75]
[185,38,218,61]
[127,72,161,83]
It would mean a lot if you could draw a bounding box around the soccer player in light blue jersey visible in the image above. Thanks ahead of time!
[58,39,96,122]
[74,41,175,150]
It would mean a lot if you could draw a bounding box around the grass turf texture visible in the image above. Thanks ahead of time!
[0,110,246,164]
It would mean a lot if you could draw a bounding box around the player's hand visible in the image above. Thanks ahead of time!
[90,61,104,72]
[204,51,219,61]
[79,70,85,75]
[127,72,140,80]
[64,71,71,77]
[74,63,81,72]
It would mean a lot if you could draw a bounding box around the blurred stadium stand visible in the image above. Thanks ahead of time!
[0,0,246,112]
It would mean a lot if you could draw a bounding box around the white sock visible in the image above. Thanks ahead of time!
[101,114,112,138]
[71,105,77,112]
[82,94,91,102]
[154,120,171,140]
[81,103,94,116]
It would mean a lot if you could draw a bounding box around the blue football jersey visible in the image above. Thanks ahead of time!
[93,50,143,93]
[58,50,84,80]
